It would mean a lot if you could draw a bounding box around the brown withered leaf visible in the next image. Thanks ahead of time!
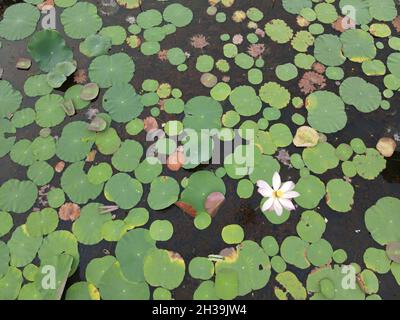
[299,71,326,94]
[59,203,80,221]
[54,161,65,173]
[143,116,158,132]
[73,69,87,84]
[393,17,400,32]
[205,192,225,217]
[167,148,185,171]
[175,201,197,217]
[86,150,97,162]
[37,0,54,10]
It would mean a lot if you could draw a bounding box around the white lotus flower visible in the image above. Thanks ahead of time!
[257,172,300,216]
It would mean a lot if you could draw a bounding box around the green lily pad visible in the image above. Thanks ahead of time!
[148,176,180,210]
[72,203,112,245]
[8,226,42,267]
[60,2,102,39]
[0,180,37,214]
[365,197,400,246]
[144,249,185,290]
[104,173,142,210]
[61,161,103,204]
[326,179,354,213]
[0,80,22,118]
[26,208,58,237]
[0,3,40,41]
[89,53,135,88]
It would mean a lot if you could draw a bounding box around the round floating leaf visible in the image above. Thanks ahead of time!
[89,53,135,88]
[28,30,73,73]
[26,208,58,237]
[303,143,339,174]
[0,3,40,41]
[215,268,239,300]
[189,257,214,280]
[194,212,212,230]
[365,197,400,246]
[61,2,102,39]
[8,226,42,267]
[0,241,10,278]
[134,158,162,184]
[85,255,116,287]
[144,249,185,290]
[261,236,279,256]
[104,173,143,210]
[38,230,79,275]
[369,0,397,21]
[12,108,36,128]
[0,180,37,214]
[80,34,111,58]
[124,208,149,229]
[294,175,325,209]
[148,176,180,210]
[259,82,290,109]
[61,162,103,204]
[183,96,223,131]
[149,220,174,241]
[47,188,65,208]
[340,29,376,63]
[27,161,54,186]
[99,26,127,45]
[35,94,65,128]
[307,265,365,300]
[326,179,354,213]
[264,19,293,44]
[363,247,391,274]
[101,220,129,242]
[0,267,22,300]
[137,9,162,29]
[98,261,150,300]
[340,77,381,113]
[307,239,333,267]
[281,236,310,269]
[56,121,96,162]
[95,127,121,155]
[0,80,22,118]
[72,203,112,245]
[359,269,379,295]
[111,140,143,172]
[386,242,400,264]
[116,228,155,283]
[215,241,271,296]
[296,210,326,243]
[229,86,262,116]
[65,282,99,300]
[180,171,226,213]
[0,211,13,237]
[87,163,113,185]
[103,84,143,122]
[222,224,244,244]
[353,148,386,180]
[314,34,345,66]
[163,4,193,27]
[306,91,347,134]
[282,0,312,14]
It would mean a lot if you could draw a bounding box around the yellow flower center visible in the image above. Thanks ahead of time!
[274,190,284,198]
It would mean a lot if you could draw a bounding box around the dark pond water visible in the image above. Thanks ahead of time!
[0,0,400,300]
